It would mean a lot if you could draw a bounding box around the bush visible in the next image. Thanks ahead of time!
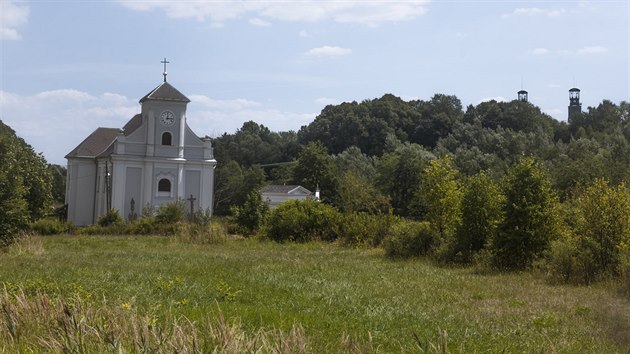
[384,220,435,258]
[230,189,269,235]
[492,157,560,270]
[30,218,74,235]
[542,236,596,284]
[264,199,341,242]
[97,209,124,227]
[338,212,398,247]
[155,200,187,224]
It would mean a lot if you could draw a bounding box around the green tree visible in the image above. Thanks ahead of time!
[0,134,29,245]
[231,188,269,235]
[336,171,390,214]
[414,156,463,244]
[574,179,630,277]
[492,157,560,270]
[292,142,337,204]
[454,172,503,263]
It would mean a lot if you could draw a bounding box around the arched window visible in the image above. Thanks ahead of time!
[161,132,172,146]
[158,178,171,192]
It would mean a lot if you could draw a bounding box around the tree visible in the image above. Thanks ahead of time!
[336,171,390,214]
[454,172,503,263]
[292,142,337,204]
[231,188,269,235]
[574,179,630,277]
[492,157,560,270]
[414,156,463,244]
[0,134,29,245]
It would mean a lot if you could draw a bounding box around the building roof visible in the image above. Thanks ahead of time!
[139,82,190,103]
[65,127,120,159]
[261,185,312,195]
[122,114,142,136]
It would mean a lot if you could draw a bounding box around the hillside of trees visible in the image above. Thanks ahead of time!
[213,94,630,213]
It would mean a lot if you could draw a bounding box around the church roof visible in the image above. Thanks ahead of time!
[261,185,312,195]
[65,127,120,159]
[122,114,142,136]
[139,82,190,103]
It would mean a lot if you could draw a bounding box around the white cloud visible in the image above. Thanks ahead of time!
[532,48,550,55]
[299,30,310,38]
[305,46,352,57]
[578,46,608,54]
[0,89,315,164]
[504,7,566,18]
[188,95,261,110]
[117,0,430,26]
[0,0,29,40]
[478,96,506,104]
[249,18,272,27]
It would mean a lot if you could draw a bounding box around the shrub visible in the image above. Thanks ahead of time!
[338,212,398,247]
[384,220,435,258]
[30,218,74,235]
[452,172,503,264]
[264,199,341,242]
[155,201,187,224]
[542,236,596,284]
[97,209,124,227]
[572,179,630,278]
[492,157,560,270]
[230,189,269,235]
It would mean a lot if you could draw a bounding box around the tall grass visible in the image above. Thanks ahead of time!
[0,287,309,353]
[1,235,628,352]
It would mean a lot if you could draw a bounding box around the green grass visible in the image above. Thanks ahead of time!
[1,234,629,352]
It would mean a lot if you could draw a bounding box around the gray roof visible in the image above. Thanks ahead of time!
[65,127,120,159]
[122,114,142,136]
[261,185,312,194]
[139,82,190,103]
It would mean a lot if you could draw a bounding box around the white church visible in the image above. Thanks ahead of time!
[65,68,216,226]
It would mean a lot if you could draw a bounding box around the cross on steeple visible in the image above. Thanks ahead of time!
[161,58,170,82]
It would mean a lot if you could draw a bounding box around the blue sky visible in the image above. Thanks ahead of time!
[1,0,628,165]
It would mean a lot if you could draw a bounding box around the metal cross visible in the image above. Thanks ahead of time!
[187,194,196,220]
[161,58,170,82]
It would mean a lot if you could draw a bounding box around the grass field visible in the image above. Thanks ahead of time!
[1,234,629,352]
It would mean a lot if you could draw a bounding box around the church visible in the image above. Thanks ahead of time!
[65,67,216,226]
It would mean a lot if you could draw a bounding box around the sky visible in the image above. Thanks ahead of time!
[0,0,628,165]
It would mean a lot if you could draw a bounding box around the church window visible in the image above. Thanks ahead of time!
[161,132,172,146]
[158,178,171,192]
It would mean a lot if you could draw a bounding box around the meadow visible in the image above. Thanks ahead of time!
[1,234,629,353]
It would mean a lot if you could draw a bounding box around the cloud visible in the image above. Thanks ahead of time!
[0,0,29,40]
[478,96,506,104]
[117,0,430,26]
[532,48,550,55]
[299,30,310,38]
[504,7,566,18]
[578,46,608,54]
[0,89,315,164]
[249,18,272,27]
[305,46,352,57]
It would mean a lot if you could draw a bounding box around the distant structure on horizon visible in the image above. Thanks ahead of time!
[517,90,528,102]
[568,87,582,120]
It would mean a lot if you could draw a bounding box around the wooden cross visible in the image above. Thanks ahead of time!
[161,58,170,82]
[187,194,196,220]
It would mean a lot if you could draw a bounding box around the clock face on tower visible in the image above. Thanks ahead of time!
[159,110,175,126]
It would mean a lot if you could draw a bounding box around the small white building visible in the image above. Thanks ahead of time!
[65,77,216,226]
[260,185,315,208]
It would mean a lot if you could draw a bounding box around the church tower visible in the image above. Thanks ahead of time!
[65,60,216,225]
[517,90,528,102]
[568,87,582,120]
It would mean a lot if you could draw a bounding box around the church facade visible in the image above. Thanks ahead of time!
[65,79,216,226]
